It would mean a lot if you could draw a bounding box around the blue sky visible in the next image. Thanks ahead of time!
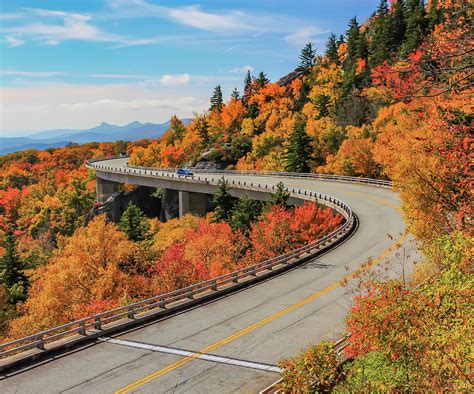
[1,0,378,136]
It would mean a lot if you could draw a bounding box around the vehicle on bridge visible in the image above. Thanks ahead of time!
[176,168,194,176]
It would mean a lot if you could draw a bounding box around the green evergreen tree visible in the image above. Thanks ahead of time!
[196,115,210,147]
[246,102,259,119]
[346,17,361,63]
[231,88,240,100]
[210,84,223,112]
[213,177,234,222]
[0,231,29,304]
[118,202,151,242]
[243,70,253,105]
[268,182,290,209]
[230,196,261,234]
[401,0,427,56]
[298,42,317,72]
[325,33,339,64]
[343,17,361,90]
[285,115,313,173]
[389,0,407,52]
[427,0,442,31]
[337,34,345,49]
[369,0,391,66]
[256,72,269,89]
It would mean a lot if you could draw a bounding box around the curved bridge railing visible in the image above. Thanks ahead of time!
[86,156,393,188]
[0,156,389,370]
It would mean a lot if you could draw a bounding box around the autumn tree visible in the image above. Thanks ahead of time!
[165,115,187,145]
[7,216,144,337]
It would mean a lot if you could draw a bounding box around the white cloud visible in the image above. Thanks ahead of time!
[284,26,328,45]
[159,73,191,86]
[230,65,254,74]
[0,7,160,47]
[1,70,65,77]
[107,0,251,33]
[4,35,24,47]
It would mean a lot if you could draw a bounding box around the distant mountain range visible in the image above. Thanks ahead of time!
[0,120,190,155]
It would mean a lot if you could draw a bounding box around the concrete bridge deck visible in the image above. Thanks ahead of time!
[1,158,414,393]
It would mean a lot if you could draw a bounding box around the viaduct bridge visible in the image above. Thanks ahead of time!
[1,157,412,393]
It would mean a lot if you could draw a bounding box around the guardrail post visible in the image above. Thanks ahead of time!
[249,268,257,276]
[36,334,45,350]
[188,290,194,299]
[93,316,102,330]
[127,307,135,319]
[211,280,217,291]
[232,273,238,283]
[78,322,86,335]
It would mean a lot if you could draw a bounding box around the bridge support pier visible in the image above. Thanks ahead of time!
[96,177,120,203]
[178,191,207,217]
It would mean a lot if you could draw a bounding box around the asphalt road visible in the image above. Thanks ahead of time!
[1,159,417,393]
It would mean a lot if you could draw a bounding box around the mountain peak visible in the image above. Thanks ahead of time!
[126,121,143,127]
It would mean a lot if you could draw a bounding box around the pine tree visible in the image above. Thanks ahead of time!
[230,196,261,234]
[369,0,391,66]
[401,0,427,56]
[210,84,223,112]
[243,70,253,105]
[196,115,210,147]
[389,0,407,53]
[268,182,290,209]
[213,177,234,222]
[427,0,442,31]
[285,115,313,173]
[256,72,269,89]
[343,17,361,90]
[325,33,339,64]
[0,231,28,303]
[118,202,151,242]
[298,42,316,72]
[231,88,240,100]
[346,17,361,63]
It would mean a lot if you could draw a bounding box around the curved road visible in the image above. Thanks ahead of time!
[2,158,415,393]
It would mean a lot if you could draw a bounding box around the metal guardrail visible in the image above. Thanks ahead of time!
[0,155,384,369]
[86,155,393,188]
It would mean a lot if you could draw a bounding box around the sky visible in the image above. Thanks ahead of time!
[0,0,378,136]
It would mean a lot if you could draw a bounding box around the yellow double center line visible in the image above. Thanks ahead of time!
[116,228,408,393]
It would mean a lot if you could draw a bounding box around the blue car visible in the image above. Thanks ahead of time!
[176,168,193,176]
